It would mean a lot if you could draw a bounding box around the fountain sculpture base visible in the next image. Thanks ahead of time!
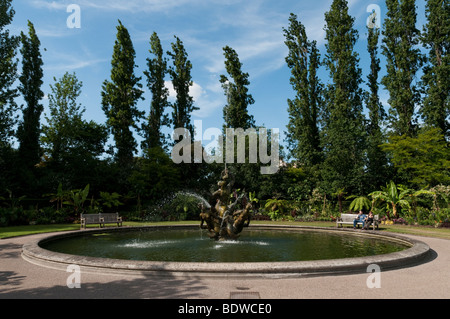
[199,169,252,240]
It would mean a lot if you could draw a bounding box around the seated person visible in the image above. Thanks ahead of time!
[353,210,366,229]
[363,211,374,229]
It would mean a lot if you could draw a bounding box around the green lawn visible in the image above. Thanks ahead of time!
[1,220,449,240]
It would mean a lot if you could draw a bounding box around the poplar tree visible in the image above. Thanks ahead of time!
[420,0,449,138]
[321,0,365,195]
[141,32,170,150]
[220,46,259,193]
[101,20,144,166]
[381,0,423,136]
[17,21,44,170]
[365,13,388,191]
[167,36,198,139]
[0,0,19,194]
[220,45,255,130]
[283,13,322,167]
[0,0,19,147]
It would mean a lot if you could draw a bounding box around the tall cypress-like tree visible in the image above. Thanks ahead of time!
[102,20,144,166]
[220,45,255,130]
[366,14,388,191]
[0,0,19,147]
[17,20,44,170]
[141,32,170,150]
[321,0,365,195]
[0,0,19,194]
[220,46,260,192]
[167,36,198,139]
[382,0,423,137]
[167,36,205,190]
[284,13,322,167]
[420,0,449,138]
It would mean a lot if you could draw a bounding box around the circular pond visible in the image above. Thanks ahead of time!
[22,225,431,278]
[40,227,407,262]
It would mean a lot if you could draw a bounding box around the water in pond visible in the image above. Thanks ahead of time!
[40,228,408,263]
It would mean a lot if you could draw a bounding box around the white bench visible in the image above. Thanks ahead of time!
[80,213,123,229]
[336,213,379,230]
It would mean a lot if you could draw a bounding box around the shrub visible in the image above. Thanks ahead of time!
[393,217,407,225]
[0,207,26,226]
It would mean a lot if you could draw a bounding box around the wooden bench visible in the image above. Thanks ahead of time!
[80,213,123,229]
[336,213,379,230]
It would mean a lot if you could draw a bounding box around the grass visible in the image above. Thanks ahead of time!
[1,219,449,240]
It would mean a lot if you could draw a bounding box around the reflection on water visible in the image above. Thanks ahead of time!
[41,228,408,262]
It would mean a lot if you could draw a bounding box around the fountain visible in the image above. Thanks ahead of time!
[199,169,252,240]
[21,169,431,278]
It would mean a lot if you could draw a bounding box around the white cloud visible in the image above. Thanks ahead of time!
[30,0,203,13]
[44,50,107,72]
[46,58,107,71]
[30,0,67,10]
[34,26,72,38]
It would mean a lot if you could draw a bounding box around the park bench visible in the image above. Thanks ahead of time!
[80,212,123,229]
[336,213,379,230]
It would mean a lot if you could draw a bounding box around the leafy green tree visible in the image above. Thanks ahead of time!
[142,32,170,150]
[420,0,449,138]
[41,72,107,189]
[0,0,19,195]
[220,45,255,130]
[218,46,263,193]
[166,36,201,189]
[381,0,423,136]
[321,0,366,196]
[381,127,450,188]
[17,20,44,170]
[167,36,198,138]
[128,146,180,201]
[42,72,83,164]
[0,0,19,148]
[99,191,123,213]
[102,20,144,166]
[365,15,388,191]
[283,13,322,167]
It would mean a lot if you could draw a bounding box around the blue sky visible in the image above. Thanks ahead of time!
[9,0,427,155]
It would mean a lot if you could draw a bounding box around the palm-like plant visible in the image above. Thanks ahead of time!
[333,188,347,214]
[64,184,90,215]
[347,195,371,212]
[264,198,290,220]
[43,183,69,211]
[369,181,411,219]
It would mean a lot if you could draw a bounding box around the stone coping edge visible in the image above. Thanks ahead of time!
[21,224,431,278]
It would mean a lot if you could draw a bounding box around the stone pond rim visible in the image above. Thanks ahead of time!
[21,224,432,278]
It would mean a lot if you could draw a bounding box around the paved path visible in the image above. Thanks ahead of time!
[0,232,449,299]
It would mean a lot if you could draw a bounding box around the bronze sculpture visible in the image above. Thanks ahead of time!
[200,169,252,240]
